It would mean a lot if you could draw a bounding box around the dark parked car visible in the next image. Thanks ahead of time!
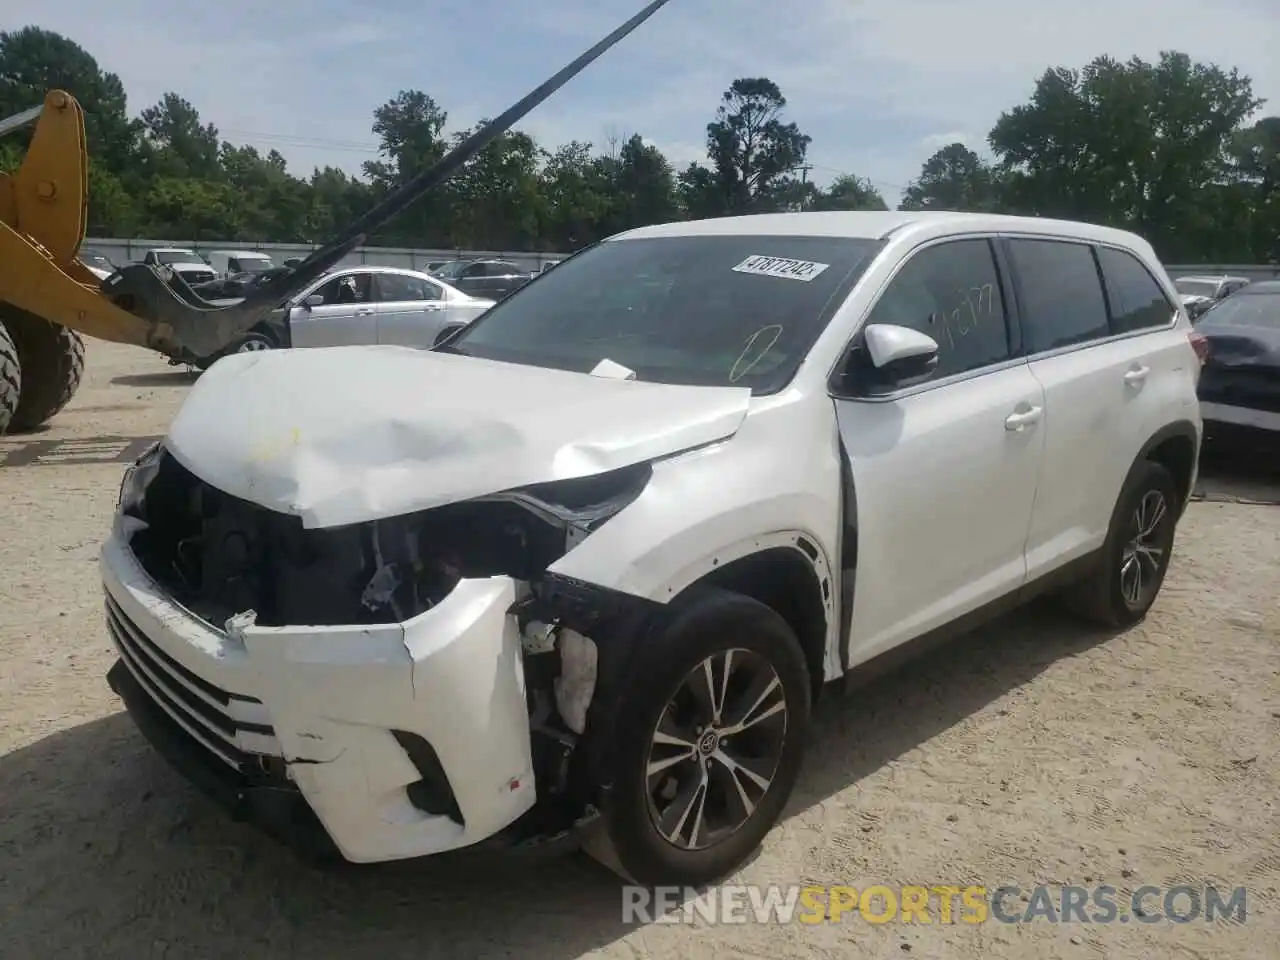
[432,258,534,300]
[1195,280,1280,439]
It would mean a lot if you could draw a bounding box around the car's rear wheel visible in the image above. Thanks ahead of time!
[584,587,811,886]
[1061,460,1180,627]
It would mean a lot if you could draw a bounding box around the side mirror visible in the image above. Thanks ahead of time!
[844,323,940,396]
[303,294,323,308]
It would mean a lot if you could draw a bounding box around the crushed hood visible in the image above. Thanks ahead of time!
[165,346,752,528]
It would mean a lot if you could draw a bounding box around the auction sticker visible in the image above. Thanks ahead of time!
[732,255,830,282]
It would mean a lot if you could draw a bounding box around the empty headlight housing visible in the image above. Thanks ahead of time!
[117,440,164,519]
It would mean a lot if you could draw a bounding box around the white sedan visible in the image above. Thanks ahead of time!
[278,265,495,350]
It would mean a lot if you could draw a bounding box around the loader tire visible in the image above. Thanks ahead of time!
[0,321,19,435]
[0,304,86,434]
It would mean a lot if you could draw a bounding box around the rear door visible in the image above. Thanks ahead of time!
[287,271,378,347]
[374,272,449,347]
[834,236,1046,665]
[1008,237,1187,579]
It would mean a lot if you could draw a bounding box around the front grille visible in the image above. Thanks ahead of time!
[105,592,279,770]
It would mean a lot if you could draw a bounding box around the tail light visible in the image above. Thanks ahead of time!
[1188,331,1210,365]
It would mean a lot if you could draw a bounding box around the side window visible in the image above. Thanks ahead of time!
[377,273,440,301]
[463,263,487,278]
[313,273,373,306]
[228,257,241,273]
[1096,246,1175,334]
[1007,239,1110,353]
[863,238,1011,379]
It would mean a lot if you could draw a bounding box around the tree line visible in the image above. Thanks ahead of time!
[1,26,1276,263]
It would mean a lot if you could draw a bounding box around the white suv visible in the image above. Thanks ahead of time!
[101,211,1204,887]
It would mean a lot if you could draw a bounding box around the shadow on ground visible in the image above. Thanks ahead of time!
[110,370,199,388]
[0,602,1115,959]
[1196,431,1280,504]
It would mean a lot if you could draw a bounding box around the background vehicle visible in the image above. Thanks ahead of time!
[79,246,117,281]
[103,211,1203,887]
[0,0,677,434]
[538,259,562,274]
[206,249,275,278]
[424,260,451,275]
[139,247,217,287]
[1194,280,1280,438]
[432,258,535,300]
[1174,274,1250,319]
[283,265,493,349]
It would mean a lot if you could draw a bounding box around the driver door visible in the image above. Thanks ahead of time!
[288,272,378,347]
[832,237,1045,667]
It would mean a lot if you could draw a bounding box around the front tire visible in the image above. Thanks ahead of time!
[0,304,85,433]
[1061,460,1180,627]
[586,587,812,886]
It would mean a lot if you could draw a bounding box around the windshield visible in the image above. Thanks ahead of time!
[447,234,883,393]
[434,261,466,278]
[156,250,199,264]
[1200,292,1280,329]
[1175,278,1218,298]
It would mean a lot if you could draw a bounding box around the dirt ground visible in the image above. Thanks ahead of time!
[1,339,1277,960]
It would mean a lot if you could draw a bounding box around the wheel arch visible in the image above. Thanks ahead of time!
[1132,419,1200,517]
[669,536,836,701]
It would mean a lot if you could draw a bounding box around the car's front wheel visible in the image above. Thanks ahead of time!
[585,587,812,886]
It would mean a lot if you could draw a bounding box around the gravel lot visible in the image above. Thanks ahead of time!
[1,339,1277,960]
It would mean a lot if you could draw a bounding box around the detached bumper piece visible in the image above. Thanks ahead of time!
[106,659,339,862]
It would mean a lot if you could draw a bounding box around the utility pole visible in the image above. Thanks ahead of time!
[795,164,813,211]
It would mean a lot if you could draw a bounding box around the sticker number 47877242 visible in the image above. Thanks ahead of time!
[732,254,831,282]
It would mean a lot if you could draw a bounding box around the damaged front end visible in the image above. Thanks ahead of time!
[115,442,660,853]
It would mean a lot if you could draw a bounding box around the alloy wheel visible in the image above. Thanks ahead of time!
[644,648,788,851]
[1120,488,1170,608]
[236,338,271,353]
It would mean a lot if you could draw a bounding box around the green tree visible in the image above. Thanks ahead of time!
[693,77,811,214]
[812,174,888,211]
[445,123,543,250]
[1228,116,1280,262]
[899,143,1000,212]
[0,26,139,175]
[989,52,1261,259]
[138,92,222,181]
[362,89,452,246]
[596,133,679,235]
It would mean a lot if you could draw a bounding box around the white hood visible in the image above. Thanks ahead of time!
[166,347,752,529]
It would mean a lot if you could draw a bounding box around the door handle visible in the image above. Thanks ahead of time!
[1123,365,1149,386]
[1005,405,1043,431]
[354,307,374,316]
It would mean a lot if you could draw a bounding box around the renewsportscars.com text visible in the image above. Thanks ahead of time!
[622,884,1248,925]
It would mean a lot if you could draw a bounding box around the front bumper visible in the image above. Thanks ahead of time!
[100,524,537,863]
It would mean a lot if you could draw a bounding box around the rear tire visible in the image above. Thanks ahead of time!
[1060,460,1180,627]
[0,304,86,433]
[0,321,20,435]
[585,586,812,886]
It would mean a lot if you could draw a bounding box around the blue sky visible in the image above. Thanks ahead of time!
[11,0,1280,205]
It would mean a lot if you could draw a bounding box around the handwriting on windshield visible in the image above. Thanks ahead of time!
[932,283,996,349]
[729,325,784,383]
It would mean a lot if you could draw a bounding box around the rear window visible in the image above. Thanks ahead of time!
[1096,246,1174,334]
[1199,292,1280,329]
[447,234,883,393]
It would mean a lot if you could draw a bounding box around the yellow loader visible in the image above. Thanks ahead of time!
[0,0,671,434]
